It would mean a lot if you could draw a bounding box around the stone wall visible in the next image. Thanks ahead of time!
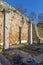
[0,11,4,43]
[9,11,29,44]
[0,10,37,45]
[0,10,29,44]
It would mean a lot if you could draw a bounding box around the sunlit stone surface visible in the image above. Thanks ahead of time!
[5,12,10,49]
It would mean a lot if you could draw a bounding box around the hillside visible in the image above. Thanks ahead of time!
[38,27,43,38]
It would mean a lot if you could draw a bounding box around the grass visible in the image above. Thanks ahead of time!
[10,43,28,48]
[0,49,2,53]
[38,27,43,38]
[39,61,43,65]
[37,27,43,43]
[0,45,2,53]
[14,44,41,56]
[0,43,42,57]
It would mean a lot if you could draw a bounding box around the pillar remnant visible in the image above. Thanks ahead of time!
[4,10,10,49]
[29,22,32,44]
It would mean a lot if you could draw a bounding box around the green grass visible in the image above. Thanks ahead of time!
[0,49,2,53]
[39,61,43,65]
[38,27,43,38]
[0,45,3,53]
[11,43,28,48]
[37,27,43,43]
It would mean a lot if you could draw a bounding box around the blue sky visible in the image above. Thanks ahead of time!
[4,0,43,23]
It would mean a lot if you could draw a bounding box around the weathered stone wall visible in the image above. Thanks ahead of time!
[0,11,29,44]
[0,11,4,43]
[9,11,29,44]
[0,10,37,45]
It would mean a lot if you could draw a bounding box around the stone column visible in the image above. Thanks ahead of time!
[5,11,10,49]
[30,22,32,44]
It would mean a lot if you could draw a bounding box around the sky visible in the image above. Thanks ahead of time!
[4,0,43,23]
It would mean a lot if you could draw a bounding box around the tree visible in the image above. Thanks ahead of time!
[29,12,36,21]
[15,4,27,44]
[38,13,43,23]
